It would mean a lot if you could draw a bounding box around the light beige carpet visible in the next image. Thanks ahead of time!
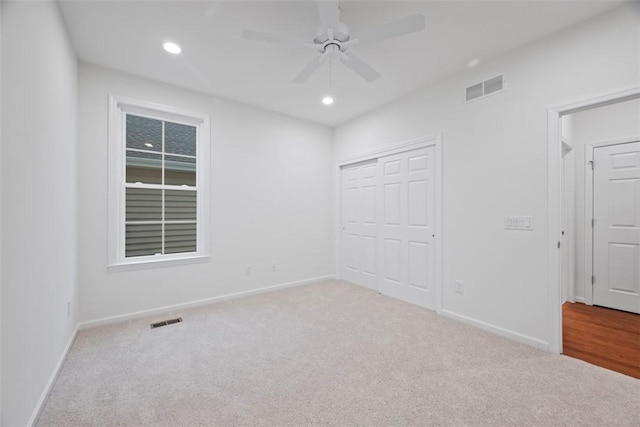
[37,280,640,426]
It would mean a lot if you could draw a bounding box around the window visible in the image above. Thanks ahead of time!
[108,96,210,269]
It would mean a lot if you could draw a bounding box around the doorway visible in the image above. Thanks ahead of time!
[338,136,442,311]
[548,88,640,357]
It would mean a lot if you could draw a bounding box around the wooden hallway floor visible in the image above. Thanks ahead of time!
[563,302,640,379]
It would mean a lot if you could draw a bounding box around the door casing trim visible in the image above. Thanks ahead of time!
[547,86,640,354]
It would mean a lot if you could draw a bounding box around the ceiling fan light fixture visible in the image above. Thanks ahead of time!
[322,95,334,105]
[163,42,182,55]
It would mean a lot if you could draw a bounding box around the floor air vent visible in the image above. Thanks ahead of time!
[150,317,182,329]
[465,74,504,102]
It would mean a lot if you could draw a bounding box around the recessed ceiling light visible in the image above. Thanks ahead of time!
[322,95,334,105]
[163,42,182,55]
[468,58,481,68]
[144,143,153,148]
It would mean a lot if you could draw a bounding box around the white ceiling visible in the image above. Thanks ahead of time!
[58,0,624,126]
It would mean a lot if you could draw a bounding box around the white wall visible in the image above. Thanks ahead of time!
[0,2,3,421]
[0,1,78,425]
[78,64,334,323]
[564,97,640,302]
[334,3,640,347]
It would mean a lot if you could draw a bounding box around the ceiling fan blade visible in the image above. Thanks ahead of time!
[317,0,340,30]
[351,13,425,45]
[339,52,381,82]
[292,55,325,84]
[242,29,309,48]
[340,39,359,49]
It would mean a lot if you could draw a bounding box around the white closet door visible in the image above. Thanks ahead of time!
[378,147,435,308]
[593,141,640,314]
[341,159,379,290]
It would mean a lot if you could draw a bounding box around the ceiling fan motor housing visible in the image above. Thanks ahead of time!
[323,43,342,59]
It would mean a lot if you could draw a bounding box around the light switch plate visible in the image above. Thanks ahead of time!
[505,216,533,230]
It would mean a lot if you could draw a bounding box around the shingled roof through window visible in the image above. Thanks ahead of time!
[126,115,196,157]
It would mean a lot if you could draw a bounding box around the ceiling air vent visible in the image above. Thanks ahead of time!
[465,74,505,102]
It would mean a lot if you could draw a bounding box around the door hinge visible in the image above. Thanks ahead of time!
[591,275,595,285]
[591,218,595,228]
[588,160,594,170]
[557,241,561,249]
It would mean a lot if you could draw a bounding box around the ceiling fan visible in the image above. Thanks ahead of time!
[242,1,426,83]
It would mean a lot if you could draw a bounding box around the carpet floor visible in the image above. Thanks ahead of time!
[37,280,640,426]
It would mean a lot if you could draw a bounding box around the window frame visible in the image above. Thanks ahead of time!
[108,95,210,270]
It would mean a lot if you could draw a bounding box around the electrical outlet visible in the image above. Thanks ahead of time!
[245,265,252,276]
[67,300,71,317]
[271,262,277,272]
[455,280,464,294]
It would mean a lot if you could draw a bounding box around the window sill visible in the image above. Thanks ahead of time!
[108,255,210,272]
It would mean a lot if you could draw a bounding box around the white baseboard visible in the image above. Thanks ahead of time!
[27,323,80,427]
[345,282,546,350]
[440,309,549,351]
[575,296,585,303]
[79,275,336,330]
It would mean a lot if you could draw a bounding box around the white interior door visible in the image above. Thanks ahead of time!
[341,159,379,290]
[592,141,640,314]
[378,147,435,309]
